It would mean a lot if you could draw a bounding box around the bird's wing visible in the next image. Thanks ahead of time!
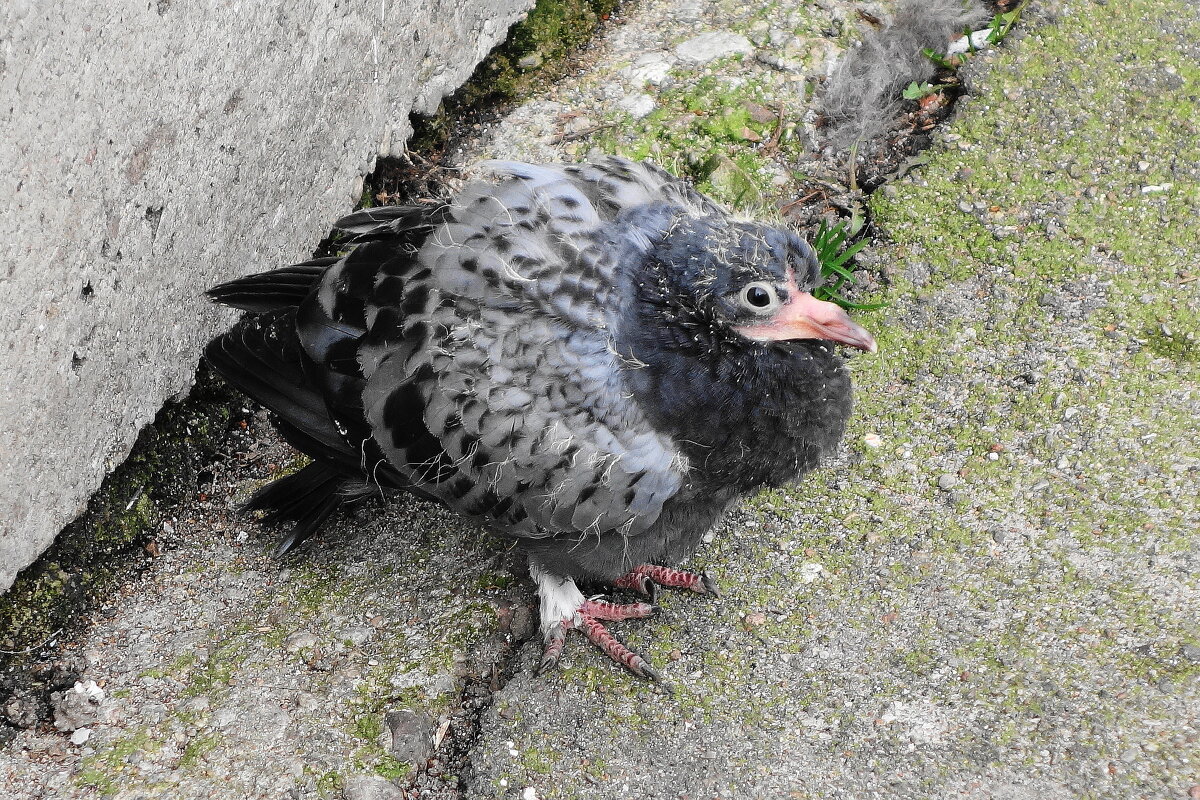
[360,159,694,539]
[548,156,727,220]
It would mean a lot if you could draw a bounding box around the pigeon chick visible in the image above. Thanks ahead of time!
[205,157,875,679]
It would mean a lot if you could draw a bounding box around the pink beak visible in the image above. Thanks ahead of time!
[735,291,877,353]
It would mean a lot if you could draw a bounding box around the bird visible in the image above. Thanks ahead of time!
[204,156,876,680]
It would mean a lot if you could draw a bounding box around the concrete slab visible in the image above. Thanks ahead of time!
[0,0,533,592]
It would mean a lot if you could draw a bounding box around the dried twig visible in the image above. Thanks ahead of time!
[549,122,616,145]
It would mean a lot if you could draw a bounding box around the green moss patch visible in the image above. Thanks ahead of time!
[0,366,243,663]
[408,0,621,156]
[594,73,798,214]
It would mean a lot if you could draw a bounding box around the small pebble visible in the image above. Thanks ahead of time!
[342,775,405,800]
[674,32,754,64]
[937,474,959,491]
[283,631,319,652]
[618,93,656,120]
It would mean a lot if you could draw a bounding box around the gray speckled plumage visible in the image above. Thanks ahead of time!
[354,161,707,544]
[206,157,873,662]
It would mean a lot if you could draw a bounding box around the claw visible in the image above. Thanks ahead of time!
[614,564,717,596]
[612,570,658,601]
[537,622,566,675]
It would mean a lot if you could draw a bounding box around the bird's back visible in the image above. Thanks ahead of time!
[206,160,702,558]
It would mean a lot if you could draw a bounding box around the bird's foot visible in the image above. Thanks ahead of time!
[537,599,660,679]
[532,564,662,680]
[611,564,720,602]
[531,562,719,680]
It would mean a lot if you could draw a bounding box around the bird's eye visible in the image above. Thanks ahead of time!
[739,282,779,313]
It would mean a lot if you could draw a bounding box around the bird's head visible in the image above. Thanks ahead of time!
[634,215,876,354]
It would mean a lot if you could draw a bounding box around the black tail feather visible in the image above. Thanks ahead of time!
[242,461,349,554]
[207,260,334,312]
[204,310,363,474]
[333,204,446,241]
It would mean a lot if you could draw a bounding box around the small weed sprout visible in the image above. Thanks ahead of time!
[812,221,885,311]
[902,81,950,101]
[987,0,1030,45]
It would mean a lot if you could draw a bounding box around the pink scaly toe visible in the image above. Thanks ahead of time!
[612,564,720,598]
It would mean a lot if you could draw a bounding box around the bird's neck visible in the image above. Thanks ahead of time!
[613,283,853,493]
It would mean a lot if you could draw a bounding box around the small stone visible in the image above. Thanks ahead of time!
[510,604,535,641]
[517,53,542,70]
[385,709,435,765]
[565,116,595,135]
[619,93,656,119]
[283,631,319,652]
[674,32,754,64]
[3,693,41,728]
[747,21,771,46]
[342,775,405,800]
[1180,644,1200,662]
[181,695,210,713]
[991,529,1008,544]
[742,101,775,124]
[743,612,768,629]
[337,626,373,647]
[522,789,539,800]
[51,681,106,732]
[798,563,827,584]
[622,52,672,86]
[863,433,883,448]
[937,474,959,491]
[69,728,92,745]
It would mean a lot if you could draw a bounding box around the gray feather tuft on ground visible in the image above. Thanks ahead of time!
[818,0,988,150]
